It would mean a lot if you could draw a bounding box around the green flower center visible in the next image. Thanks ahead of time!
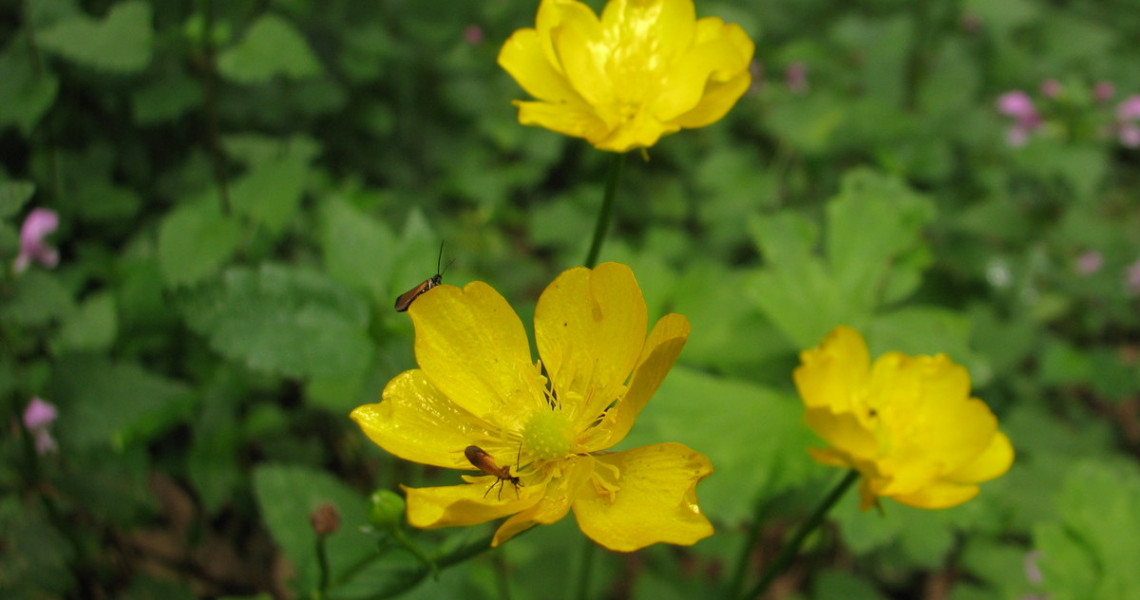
[522,410,574,461]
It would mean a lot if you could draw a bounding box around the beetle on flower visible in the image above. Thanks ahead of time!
[352,263,713,551]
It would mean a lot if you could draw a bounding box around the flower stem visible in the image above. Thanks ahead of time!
[315,534,331,597]
[573,536,598,600]
[739,470,860,600]
[583,152,627,268]
[393,526,439,580]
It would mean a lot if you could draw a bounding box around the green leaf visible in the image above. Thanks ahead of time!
[131,69,204,125]
[319,198,397,305]
[0,36,60,134]
[218,14,322,84]
[227,136,319,232]
[157,198,244,287]
[1034,461,1140,600]
[813,571,889,600]
[50,355,194,449]
[0,270,75,327]
[54,291,117,352]
[252,464,373,594]
[36,1,153,73]
[0,180,36,219]
[746,169,935,348]
[180,264,374,379]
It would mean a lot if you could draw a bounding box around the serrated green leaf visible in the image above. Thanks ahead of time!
[252,464,373,594]
[320,198,397,304]
[218,14,322,84]
[181,264,373,379]
[0,181,36,219]
[1034,461,1140,600]
[0,36,60,134]
[50,355,194,449]
[157,199,243,287]
[54,291,117,352]
[228,136,318,232]
[36,1,153,73]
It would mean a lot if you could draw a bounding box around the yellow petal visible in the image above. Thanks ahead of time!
[410,282,545,427]
[807,447,853,469]
[889,480,980,510]
[597,313,689,449]
[515,100,610,143]
[571,443,713,552]
[794,326,871,413]
[404,481,541,529]
[498,29,581,104]
[649,20,753,121]
[492,457,591,546]
[803,406,878,461]
[595,115,677,152]
[535,263,648,429]
[350,370,504,469]
[946,430,1014,484]
[599,0,697,82]
[550,0,612,108]
[671,70,752,128]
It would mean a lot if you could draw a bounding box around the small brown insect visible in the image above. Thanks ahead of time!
[464,445,521,500]
[394,242,449,312]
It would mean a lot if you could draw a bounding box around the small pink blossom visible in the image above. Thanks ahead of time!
[997,91,1041,147]
[785,61,809,94]
[1126,258,1140,295]
[1115,95,1140,147]
[1117,95,1140,120]
[1076,251,1103,275]
[22,397,58,455]
[1023,551,1043,585]
[1094,81,1116,103]
[13,208,60,273]
[463,25,483,45]
[1040,79,1061,99]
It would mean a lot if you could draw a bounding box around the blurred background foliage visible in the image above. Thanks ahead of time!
[2,0,1139,598]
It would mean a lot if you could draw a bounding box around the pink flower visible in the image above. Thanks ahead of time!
[1117,95,1140,120]
[1125,258,1140,295]
[13,208,60,273]
[1115,95,1140,148]
[1040,79,1061,99]
[22,397,58,455]
[785,61,809,94]
[1094,81,1116,104]
[463,25,483,45]
[1076,251,1103,275]
[996,91,1041,147]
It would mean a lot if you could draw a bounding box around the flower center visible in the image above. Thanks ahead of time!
[522,409,574,461]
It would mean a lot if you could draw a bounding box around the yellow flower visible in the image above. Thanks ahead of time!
[498,0,755,152]
[351,263,712,551]
[794,326,1014,510]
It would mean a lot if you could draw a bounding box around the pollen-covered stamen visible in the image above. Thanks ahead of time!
[522,409,574,461]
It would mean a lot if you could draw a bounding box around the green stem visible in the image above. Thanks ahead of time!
[583,152,626,268]
[314,534,331,597]
[740,470,860,600]
[727,497,770,598]
[572,537,598,600]
[393,526,439,580]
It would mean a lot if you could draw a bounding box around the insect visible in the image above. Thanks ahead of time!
[464,445,521,500]
[394,242,450,312]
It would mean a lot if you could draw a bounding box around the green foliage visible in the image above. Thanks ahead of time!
[35,1,153,73]
[181,264,374,379]
[218,14,323,84]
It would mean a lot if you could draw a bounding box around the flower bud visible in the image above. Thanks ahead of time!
[368,489,405,530]
[310,502,340,536]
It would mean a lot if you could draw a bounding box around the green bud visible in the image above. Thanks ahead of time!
[368,489,406,530]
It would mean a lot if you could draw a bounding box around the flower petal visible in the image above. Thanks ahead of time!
[804,406,878,461]
[515,100,610,142]
[888,480,980,510]
[794,326,871,413]
[599,0,696,86]
[492,457,590,546]
[550,0,612,108]
[571,443,713,552]
[946,430,1014,484]
[350,370,504,470]
[671,69,752,129]
[596,313,689,449]
[410,281,546,428]
[498,29,581,104]
[650,20,753,122]
[404,481,542,529]
[535,263,648,430]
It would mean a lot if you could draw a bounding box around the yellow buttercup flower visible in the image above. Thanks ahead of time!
[351,263,712,551]
[794,326,1014,510]
[498,0,755,152]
